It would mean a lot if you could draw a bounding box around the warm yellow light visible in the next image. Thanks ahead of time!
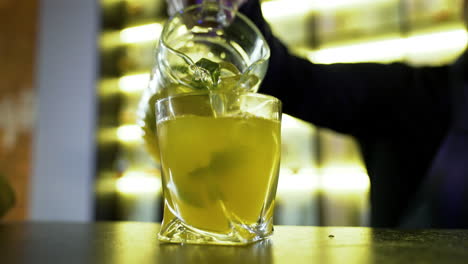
[101,0,121,4]
[277,168,319,193]
[118,73,150,93]
[406,29,468,58]
[277,166,370,193]
[314,0,395,11]
[320,167,370,191]
[261,0,314,20]
[116,171,161,194]
[100,31,121,47]
[98,127,116,143]
[309,37,405,64]
[116,125,142,142]
[262,0,395,19]
[308,27,467,64]
[281,114,314,130]
[120,23,163,44]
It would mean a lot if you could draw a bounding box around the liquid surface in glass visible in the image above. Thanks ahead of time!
[141,59,258,162]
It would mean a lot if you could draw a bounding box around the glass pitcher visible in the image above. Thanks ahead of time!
[138,2,270,163]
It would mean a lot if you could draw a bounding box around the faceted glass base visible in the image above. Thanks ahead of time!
[158,215,274,246]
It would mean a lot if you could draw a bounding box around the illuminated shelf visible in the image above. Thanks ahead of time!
[100,22,162,48]
[262,0,397,19]
[296,26,467,64]
[98,72,150,97]
[116,170,162,195]
[263,0,466,65]
[98,124,143,145]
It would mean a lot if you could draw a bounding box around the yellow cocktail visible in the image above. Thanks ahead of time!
[158,115,280,232]
[156,92,281,245]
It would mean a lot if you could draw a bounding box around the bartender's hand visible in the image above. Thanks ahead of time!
[166,0,247,16]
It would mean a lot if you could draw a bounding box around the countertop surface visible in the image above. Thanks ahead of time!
[1,222,468,263]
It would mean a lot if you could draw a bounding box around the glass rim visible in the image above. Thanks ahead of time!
[159,2,271,66]
[155,91,281,105]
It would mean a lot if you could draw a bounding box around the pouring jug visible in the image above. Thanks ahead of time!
[138,2,270,163]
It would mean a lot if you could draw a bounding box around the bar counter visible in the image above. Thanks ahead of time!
[1,222,467,263]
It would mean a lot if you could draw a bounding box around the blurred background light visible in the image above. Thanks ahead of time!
[262,0,396,20]
[321,167,370,191]
[405,27,468,64]
[116,124,142,142]
[309,36,404,64]
[310,0,396,11]
[308,27,467,64]
[116,171,161,195]
[119,73,150,93]
[261,0,314,20]
[120,23,163,44]
[277,167,370,193]
[406,29,468,53]
[277,168,319,193]
[281,114,313,130]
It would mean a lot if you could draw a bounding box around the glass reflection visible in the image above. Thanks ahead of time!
[158,239,273,264]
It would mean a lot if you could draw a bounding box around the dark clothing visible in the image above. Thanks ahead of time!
[411,50,468,228]
[241,1,468,228]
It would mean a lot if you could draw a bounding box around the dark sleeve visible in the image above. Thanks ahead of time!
[239,0,451,137]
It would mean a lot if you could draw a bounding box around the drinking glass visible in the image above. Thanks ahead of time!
[155,91,281,245]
